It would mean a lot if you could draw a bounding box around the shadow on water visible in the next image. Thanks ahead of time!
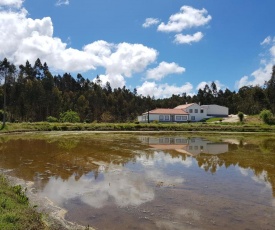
[1,133,275,229]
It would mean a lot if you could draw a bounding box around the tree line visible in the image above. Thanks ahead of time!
[0,58,275,123]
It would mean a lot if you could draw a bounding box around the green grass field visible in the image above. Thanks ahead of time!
[0,175,45,230]
[0,115,274,133]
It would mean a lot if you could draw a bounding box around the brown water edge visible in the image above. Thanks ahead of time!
[0,169,90,230]
[1,131,275,229]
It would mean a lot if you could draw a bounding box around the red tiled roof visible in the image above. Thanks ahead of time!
[143,108,188,115]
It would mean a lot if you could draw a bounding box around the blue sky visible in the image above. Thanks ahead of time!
[0,0,275,98]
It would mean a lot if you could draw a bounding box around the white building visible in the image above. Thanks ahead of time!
[138,103,228,122]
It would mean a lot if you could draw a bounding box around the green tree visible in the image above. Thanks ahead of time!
[0,58,16,127]
[76,95,89,121]
[266,65,275,114]
[60,110,80,123]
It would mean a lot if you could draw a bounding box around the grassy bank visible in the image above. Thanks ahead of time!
[0,175,45,230]
[1,120,275,133]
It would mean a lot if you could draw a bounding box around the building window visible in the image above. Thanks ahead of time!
[159,115,164,121]
[195,109,198,113]
[165,115,170,121]
[189,109,193,113]
[164,138,170,143]
[191,116,195,121]
[200,109,204,113]
[175,138,187,144]
[175,115,187,121]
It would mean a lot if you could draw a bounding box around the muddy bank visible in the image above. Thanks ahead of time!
[1,169,93,230]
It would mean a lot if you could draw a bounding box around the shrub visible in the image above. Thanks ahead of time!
[0,110,7,121]
[60,110,80,123]
[238,112,244,122]
[259,109,273,124]
[46,116,58,122]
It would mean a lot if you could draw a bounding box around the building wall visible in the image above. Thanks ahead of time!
[149,114,161,122]
[186,104,208,121]
[139,104,229,122]
[141,114,189,122]
[203,105,228,117]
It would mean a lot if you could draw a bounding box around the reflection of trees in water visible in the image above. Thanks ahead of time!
[197,155,224,174]
[57,139,79,151]
[2,135,275,195]
[0,136,145,190]
[195,139,275,196]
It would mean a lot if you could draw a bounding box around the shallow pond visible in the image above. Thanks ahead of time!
[1,132,275,229]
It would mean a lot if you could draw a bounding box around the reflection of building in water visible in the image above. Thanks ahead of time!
[139,137,228,156]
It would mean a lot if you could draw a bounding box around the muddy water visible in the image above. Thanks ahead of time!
[1,132,275,229]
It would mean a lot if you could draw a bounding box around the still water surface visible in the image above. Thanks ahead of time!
[1,132,275,229]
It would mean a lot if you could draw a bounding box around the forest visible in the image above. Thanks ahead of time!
[0,58,275,123]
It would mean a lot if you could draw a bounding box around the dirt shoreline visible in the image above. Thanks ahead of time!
[1,169,93,230]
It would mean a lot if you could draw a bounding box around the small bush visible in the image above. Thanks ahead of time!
[238,112,244,122]
[259,109,274,124]
[46,116,58,123]
[60,110,80,123]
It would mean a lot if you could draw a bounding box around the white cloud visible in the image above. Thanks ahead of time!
[236,36,275,89]
[146,61,185,81]
[157,5,211,33]
[56,0,69,6]
[238,167,250,177]
[174,32,203,44]
[136,151,192,168]
[103,42,158,77]
[236,63,274,88]
[137,81,193,98]
[261,36,271,46]
[0,0,23,8]
[271,45,275,57]
[142,18,160,28]
[196,80,225,91]
[0,6,158,89]
[41,166,155,209]
[95,74,126,89]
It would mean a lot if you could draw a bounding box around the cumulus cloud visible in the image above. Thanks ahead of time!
[103,42,158,77]
[0,6,158,89]
[137,81,193,98]
[95,74,126,89]
[146,61,185,81]
[174,32,203,44]
[143,6,211,45]
[42,166,155,209]
[157,5,211,33]
[0,0,23,8]
[236,36,275,89]
[142,18,160,28]
[136,151,193,168]
[0,4,195,95]
[196,80,225,91]
[56,0,69,6]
